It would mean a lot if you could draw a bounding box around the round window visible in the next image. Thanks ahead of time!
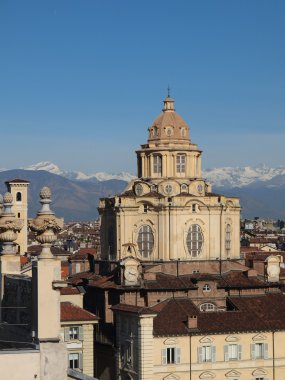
[165,184,173,195]
[135,184,143,196]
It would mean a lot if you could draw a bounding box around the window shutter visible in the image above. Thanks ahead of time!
[224,345,229,361]
[211,346,216,362]
[79,326,84,341]
[238,344,242,360]
[198,347,203,363]
[162,349,167,365]
[175,347,181,364]
[79,353,83,370]
[64,327,70,342]
[251,344,255,360]
[264,343,268,359]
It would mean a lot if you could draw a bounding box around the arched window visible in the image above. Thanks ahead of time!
[200,303,215,312]
[137,225,154,258]
[225,224,231,256]
[176,154,186,173]
[153,155,162,175]
[203,284,211,292]
[16,192,22,202]
[186,224,203,257]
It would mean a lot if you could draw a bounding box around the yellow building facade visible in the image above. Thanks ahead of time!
[99,96,240,263]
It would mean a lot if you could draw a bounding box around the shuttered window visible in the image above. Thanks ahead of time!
[224,344,242,361]
[161,347,181,364]
[197,346,216,363]
[251,343,268,360]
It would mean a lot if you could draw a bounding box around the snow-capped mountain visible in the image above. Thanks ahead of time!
[203,164,285,188]
[23,162,136,183]
[21,161,285,188]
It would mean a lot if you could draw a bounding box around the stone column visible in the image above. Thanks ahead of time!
[0,192,23,277]
[29,187,67,380]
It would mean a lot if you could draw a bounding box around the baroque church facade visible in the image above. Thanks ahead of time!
[99,96,240,264]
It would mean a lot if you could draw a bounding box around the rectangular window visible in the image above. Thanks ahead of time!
[69,353,79,369]
[65,326,83,341]
[224,344,241,361]
[162,347,181,364]
[176,154,186,173]
[153,155,162,175]
[202,346,212,362]
[198,346,216,363]
[69,326,79,340]
[251,343,268,360]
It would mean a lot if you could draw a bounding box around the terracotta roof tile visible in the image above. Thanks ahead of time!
[61,302,98,322]
[151,293,285,336]
[60,287,80,295]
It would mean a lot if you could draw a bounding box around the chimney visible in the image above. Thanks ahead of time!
[246,269,257,278]
[187,315,197,329]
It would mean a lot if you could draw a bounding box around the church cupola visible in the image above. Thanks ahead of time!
[137,95,202,180]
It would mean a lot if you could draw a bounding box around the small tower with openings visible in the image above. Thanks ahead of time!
[5,179,30,255]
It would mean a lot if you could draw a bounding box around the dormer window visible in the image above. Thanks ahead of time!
[153,155,162,175]
[203,284,211,292]
[176,154,186,173]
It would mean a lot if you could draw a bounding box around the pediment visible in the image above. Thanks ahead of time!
[164,338,178,346]
[163,374,180,380]
[252,368,267,376]
[199,336,213,343]
[199,371,215,379]
[252,333,267,341]
[225,370,241,377]
[225,335,239,342]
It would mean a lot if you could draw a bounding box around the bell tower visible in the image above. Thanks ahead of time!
[6,179,30,255]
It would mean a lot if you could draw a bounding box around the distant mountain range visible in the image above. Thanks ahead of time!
[0,162,285,220]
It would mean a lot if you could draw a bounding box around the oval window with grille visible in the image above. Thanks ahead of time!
[186,224,203,257]
[137,225,154,258]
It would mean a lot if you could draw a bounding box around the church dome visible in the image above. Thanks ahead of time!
[148,96,190,143]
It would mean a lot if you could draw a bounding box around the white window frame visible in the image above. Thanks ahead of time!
[203,284,211,292]
[200,303,215,312]
[176,154,186,174]
[153,155,162,175]
[198,345,216,363]
[161,347,181,365]
[65,326,83,341]
[251,342,268,360]
[68,352,83,370]
[224,343,242,361]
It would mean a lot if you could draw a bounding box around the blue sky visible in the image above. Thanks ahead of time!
[0,0,284,174]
